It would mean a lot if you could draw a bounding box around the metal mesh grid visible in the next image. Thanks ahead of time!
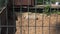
[0,0,60,34]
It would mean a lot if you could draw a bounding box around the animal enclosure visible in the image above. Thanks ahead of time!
[0,0,60,34]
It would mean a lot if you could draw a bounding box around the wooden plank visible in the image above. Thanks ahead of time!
[29,5,60,9]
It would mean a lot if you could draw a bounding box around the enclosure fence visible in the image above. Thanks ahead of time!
[0,0,60,34]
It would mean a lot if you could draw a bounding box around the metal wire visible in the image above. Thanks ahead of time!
[20,0,22,34]
[0,0,60,34]
[56,0,59,34]
[0,11,1,34]
[35,0,37,34]
[28,0,29,34]
[5,0,8,34]
[42,0,45,34]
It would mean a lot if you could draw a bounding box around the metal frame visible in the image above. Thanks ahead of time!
[0,0,60,34]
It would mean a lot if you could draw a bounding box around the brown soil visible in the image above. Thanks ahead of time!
[15,12,60,34]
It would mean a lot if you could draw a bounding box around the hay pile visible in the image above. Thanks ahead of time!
[15,12,60,34]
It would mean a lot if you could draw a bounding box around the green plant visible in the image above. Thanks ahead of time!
[49,9,56,14]
[56,11,60,15]
[44,5,51,15]
[51,10,60,15]
[44,6,60,15]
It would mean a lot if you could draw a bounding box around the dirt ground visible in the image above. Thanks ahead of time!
[15,12,60,34]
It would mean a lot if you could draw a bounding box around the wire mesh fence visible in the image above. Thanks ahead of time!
[0,0,60,34]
